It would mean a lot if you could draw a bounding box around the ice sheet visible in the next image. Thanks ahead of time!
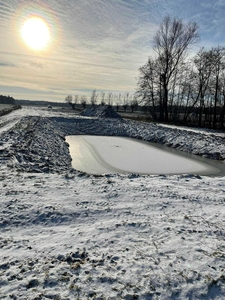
[66,135,219,175]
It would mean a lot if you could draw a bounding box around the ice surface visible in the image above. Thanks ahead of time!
[67,135,220,175]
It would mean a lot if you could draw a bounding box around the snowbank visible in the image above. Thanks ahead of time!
[0,107,225,299]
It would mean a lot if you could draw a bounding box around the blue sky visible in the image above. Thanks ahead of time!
[0,0,225,102]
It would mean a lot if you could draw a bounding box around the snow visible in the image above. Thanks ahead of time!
[0,106,225,299]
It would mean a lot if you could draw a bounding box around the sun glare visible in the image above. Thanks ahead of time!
[21,17,50,50]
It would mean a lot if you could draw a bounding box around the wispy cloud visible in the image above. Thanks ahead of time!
[0,61,15,67]
[0,0,225,101]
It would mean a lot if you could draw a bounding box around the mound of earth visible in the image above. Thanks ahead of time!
[0,105,21,117]
[80,105,122,118]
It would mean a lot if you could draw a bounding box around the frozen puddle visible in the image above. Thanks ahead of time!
[66,135,223,176]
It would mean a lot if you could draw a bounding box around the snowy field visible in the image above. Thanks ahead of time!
[0,106,225,299]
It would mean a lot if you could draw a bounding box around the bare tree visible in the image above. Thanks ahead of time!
[193,48,215,127]
[115,93,121,112]
[90,89,98,106]
[122,93,129,112]
[65,95,74,109]
[210,46,225,128]
[107,92,113,107]
[220,72,225,129]
[80,96,87,109]
[130,97,138,113]
[101,92,105,106]
[74,95,79,108]
[178,66,198,123]
[154,16,199,121]
[136,57,161,120]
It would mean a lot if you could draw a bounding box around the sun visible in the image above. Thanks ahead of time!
[21,17,50,50]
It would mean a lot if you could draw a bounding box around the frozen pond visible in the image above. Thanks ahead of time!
[66,135,225,176]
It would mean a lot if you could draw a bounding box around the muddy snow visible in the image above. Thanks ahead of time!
[0,106,225,299]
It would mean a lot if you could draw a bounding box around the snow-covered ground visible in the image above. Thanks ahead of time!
[0,106,225,299]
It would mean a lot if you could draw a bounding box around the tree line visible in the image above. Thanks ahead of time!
[136,16,225,129]
[65,90,139,112]
[65,16,225,129]
[0,95,15,105]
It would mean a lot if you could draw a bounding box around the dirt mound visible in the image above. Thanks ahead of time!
[0,105,21,117]
[80,105,122,118]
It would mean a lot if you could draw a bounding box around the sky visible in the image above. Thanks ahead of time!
[0,0,225,103]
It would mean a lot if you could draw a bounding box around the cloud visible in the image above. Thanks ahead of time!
[0,62,15,67]
[0,0,225,102]
[28,62,44,69]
